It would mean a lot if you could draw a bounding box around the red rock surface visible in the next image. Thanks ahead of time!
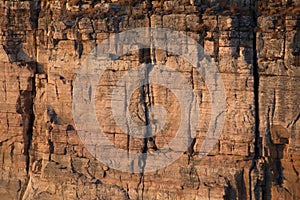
[0,0,299,199]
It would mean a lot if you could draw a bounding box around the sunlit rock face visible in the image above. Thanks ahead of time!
[0,0,299,199]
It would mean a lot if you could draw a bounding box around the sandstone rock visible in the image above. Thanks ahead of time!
[0,0,299,200]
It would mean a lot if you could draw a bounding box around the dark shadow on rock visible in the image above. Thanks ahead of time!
[292,18,300,66]
[2,0,40,63]
[235,169,247,200]
[29,0,41,29]
[224,178,237,200]
[47,105,60,124]
[268,124,289,186]
[2,30,32,63]
[66,124,75,131]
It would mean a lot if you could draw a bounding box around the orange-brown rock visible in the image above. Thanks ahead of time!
[0,0,299,199]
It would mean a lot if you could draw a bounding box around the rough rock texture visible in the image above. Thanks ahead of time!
[0,0,299,199]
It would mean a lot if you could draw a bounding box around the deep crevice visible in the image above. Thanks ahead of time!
[252,2,260,161]
[249,0,262,199]
[18,1,41,199]
[137,48,152,200]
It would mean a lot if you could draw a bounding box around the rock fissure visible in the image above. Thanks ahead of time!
[0,1,299,199]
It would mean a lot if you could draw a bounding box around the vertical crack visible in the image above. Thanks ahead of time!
[26,0,41,174]
[252,3,260,161]
[3,80,7,101]
[16,66,36,175]
[18,1,41,199]
[136,4,153,198]
[17,65,37,199]
[249,0,263,199]
[137,48,152,200]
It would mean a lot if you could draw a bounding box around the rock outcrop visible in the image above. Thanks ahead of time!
[0,0,299,199]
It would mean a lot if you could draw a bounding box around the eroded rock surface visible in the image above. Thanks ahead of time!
[0,0,299,199]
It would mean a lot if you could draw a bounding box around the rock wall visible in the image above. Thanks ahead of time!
[0,0,299,199]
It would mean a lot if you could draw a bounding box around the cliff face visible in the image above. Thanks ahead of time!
[0,0,299,199]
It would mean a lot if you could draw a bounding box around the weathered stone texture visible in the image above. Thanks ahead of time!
[256,4,300,199]
[0,0,299,199]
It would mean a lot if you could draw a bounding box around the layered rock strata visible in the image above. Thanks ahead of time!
[0,0,299,199]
